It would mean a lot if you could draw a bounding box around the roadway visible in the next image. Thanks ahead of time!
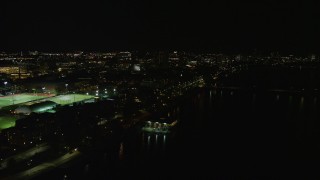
[0,143,50,170]
[4,150,81,180]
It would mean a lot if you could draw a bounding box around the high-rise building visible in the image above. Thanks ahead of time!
[157,51,169,65]
[117,52,132,61]
[169,51,180,66]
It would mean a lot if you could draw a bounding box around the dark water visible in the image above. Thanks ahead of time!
[110,88,320,179]
[32,66,320,179]
[36,87,320,180]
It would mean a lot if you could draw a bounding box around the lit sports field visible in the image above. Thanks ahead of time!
[47,94,94,105]
[0,94,49,108]
[0,116,18,131]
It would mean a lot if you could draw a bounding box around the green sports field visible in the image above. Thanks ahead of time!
[0,94,48,108]
[47,94,94,105]
[0,116,18,130]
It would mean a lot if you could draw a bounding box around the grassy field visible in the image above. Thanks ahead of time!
[0,94,49,108]
[0,94,93,131]
[0,116,18,131]
[47,94,94,105]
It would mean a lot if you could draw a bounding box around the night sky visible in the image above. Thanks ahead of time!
[1,0,320,53]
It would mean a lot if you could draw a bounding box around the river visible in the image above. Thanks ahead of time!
[35,66,320,179]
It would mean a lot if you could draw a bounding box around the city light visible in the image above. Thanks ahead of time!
[0,50,318,179]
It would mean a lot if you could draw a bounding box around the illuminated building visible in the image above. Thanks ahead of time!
[117,52,132,61]
[0,67,31,79]
[0,67,20,74]
[14,101,57,115]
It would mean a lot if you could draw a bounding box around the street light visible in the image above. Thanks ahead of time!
[4,82,7,90]
[32,88,37,96]
[65,84,68,93]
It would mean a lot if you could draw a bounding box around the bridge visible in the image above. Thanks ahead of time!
[212,86,314,94]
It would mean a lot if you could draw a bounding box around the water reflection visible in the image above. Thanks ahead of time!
[252,93,256,111]
[142,132,145,146]
[252,93,256,104]
[119,143,124,160]
[143,133,168,149]
[84,164,90,174]
[288,95,293,105]
[299,96,304,112]
[163,135,166,151]
[147,135,151,149]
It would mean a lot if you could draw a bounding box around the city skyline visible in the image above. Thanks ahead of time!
[1,1,320,179]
